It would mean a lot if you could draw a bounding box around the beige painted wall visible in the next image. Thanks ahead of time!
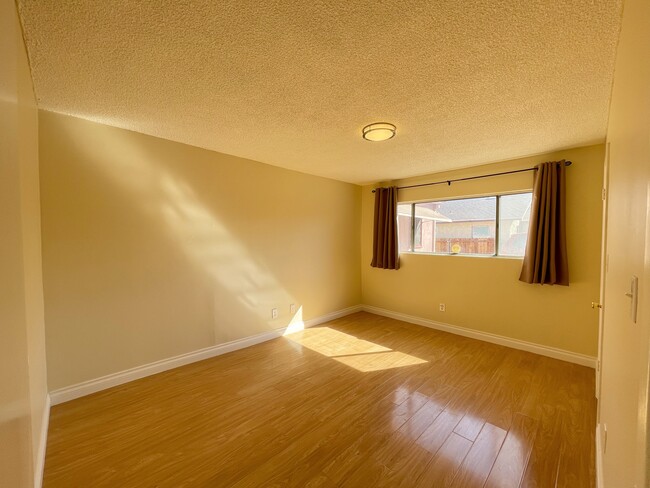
[598,0,650,484]
[0,0,48,486]
[362,144,604,356]
[39,111,361,390]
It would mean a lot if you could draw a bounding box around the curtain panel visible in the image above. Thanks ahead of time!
[371,186,400,270]
[519,160,569,286]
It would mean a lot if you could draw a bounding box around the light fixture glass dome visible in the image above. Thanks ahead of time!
[362,122,396,142]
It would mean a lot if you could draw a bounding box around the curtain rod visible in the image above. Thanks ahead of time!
[371,160,572,193]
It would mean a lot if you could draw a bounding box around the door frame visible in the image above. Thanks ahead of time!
[596,142,611,401]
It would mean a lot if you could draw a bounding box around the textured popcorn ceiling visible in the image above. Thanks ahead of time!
[18,0,622,184]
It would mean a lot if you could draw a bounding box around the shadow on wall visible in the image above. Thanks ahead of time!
[42,115,325,386]
[67,120,300,327]
[155,169,299,328]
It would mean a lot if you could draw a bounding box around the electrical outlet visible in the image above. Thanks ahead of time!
[271,308,278,319]
[439,303,446,312]
[290,303,296,314]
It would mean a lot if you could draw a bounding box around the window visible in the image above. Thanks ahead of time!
[397,193,532,257]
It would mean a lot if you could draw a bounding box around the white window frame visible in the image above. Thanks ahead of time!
[398,191,532,258]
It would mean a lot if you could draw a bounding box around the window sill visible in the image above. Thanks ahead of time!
[399,251,524,260]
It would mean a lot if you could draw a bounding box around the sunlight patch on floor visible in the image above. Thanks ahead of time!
[285,327,427,372]
[334,351,428,372]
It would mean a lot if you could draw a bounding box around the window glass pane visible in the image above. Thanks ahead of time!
[415,197,496,255]
[414,218,423,249]
[413,203,436,252]
[498,193,532,257]
[472,225,490,238]
[397,203,412,252]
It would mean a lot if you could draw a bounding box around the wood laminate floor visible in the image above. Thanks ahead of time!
[43,312,596,487]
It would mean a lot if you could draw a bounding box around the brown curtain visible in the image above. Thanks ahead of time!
[371,186,400,270]
[519,160,569,286]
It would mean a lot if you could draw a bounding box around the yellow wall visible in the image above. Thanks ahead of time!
[39,111,361,391]
[0,0,48,486]
[598,0,650,483]
[362,144,604,356]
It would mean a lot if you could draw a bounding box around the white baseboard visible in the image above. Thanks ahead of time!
[34,394,50,488]
[303,305,362,328]
[49,303,594,405]
[49,305,362,406]
[362,305,597,368]
[595,423,604,488]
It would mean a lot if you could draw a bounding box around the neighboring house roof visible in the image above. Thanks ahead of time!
[436,194,531,222]
[398,205,451,222]
[399,193,531,223]
[434,198,496,221]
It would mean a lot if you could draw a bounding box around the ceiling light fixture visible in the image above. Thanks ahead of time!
[362,122,396,142]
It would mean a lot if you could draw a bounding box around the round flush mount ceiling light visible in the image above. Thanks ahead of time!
[362,122,396,142]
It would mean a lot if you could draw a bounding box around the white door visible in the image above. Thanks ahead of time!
[598,138,650,487]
